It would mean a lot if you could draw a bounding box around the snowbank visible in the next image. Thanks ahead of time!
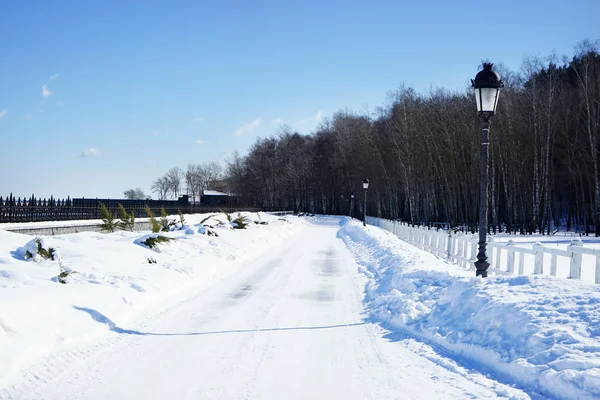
[0,212,305,390]
[339,218,600,400]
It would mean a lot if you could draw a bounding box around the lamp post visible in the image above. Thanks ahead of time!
[472,63,504,278]
[362,178,369,226]
[350,192,355,218]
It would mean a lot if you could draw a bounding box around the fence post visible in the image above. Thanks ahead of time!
[455,231,463,266]
[446,229,452,261]
[568,239,583,280]
[533,242,544,275]
[470,235,478,268]
[518,251,525,275]
[8,193,13,223]
[550,254,558,276]
[506,240,515,274]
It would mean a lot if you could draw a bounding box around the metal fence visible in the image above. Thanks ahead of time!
[366,216,600,284]
[0,194,285,223]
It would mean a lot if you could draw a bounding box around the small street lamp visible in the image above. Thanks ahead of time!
[362,178,369,226]
[472,62,504,278]
[350,192,355,218]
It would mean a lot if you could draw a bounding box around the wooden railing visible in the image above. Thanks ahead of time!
[366,216,600,284]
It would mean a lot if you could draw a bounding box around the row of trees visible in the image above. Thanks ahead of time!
[224,40,600,234]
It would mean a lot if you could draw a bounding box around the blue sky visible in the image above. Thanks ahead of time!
[0,0,598,199]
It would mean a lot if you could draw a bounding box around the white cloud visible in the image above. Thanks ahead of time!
[294,111,324,126]
[0,109,7,119]
[233,117,261,137]
[192,117,204,123]
[42,84,53,98]
[49,73,59,81]
[80,147,101,157]
[195,139,205,146]
[271,118,285,125]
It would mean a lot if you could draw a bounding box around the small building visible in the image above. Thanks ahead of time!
[201,190,236,206]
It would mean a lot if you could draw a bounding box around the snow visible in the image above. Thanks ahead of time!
[339,218,600,400]
[0,212,305,394]
[0,215,532,400]
[202,190,231,196]
[0,214,597,399]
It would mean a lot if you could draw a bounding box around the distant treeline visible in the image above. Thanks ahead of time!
[224,40,600,234]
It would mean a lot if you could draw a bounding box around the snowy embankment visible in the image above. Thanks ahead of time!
[338,218,600,400]
[0,212,306,390]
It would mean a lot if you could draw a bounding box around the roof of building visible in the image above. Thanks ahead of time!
[202,190,232,197]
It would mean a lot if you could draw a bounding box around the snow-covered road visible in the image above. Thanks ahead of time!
[6,217,526,399]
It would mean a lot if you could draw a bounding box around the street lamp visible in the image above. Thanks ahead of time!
[472,62,504,278]
[362,178,369,226]
[350,192,355,218]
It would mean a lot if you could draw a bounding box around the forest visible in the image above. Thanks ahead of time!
[155,40,600,235]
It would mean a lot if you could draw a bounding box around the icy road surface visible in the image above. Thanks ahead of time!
[9,218,526,399]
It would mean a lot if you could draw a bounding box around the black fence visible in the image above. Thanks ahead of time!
[0,194,283,223]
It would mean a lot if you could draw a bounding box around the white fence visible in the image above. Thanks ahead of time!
[366,216,600,284]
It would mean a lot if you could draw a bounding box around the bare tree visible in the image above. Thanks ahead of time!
[151,177,169,200]
[123,188,147,200]
[204,162,223,190]
[165,167,185,199]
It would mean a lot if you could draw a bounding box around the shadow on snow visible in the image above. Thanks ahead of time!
[73,306,365,337]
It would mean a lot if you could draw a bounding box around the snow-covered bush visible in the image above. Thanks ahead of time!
[19,237,76,284]
[231,214,249,229]
[22,237,58,262]
[141,235,173,249]
[176,210,187,230]
[56,259,76,284]
[136,234,175,252]
[160,208,176,232]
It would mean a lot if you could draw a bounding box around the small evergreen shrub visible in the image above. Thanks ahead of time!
[99,202,118,232]
[200,214,216,225]
[117,203,135,232]
[56,259,76,284]
[24,238,57,261]
[178,209,186,229]
[160,207,176,232]
[147,257,157,264]
[220,210,232,222]
[145,205,161,233]
[232,213,249,229]
[142,235,174,249]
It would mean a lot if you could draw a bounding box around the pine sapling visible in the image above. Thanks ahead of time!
[117,203,135,232]
[141,235,174,249]
[160,207,170,231]
[178,209,186,229]
[145,205,161,233]
[99,202,118,232]
[232,213,249,229]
